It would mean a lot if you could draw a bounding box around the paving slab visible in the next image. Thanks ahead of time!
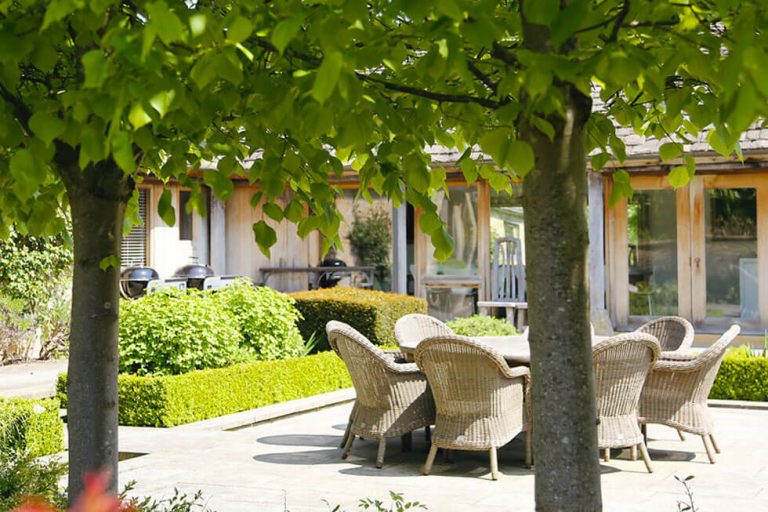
[0,358,67,399]
[113,403,768,511]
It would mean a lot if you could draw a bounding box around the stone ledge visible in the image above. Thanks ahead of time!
[172,388,355,432]
[709,399,768,411]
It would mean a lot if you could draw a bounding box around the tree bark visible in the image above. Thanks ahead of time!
[61,159,132,502]
[522,85,601,511]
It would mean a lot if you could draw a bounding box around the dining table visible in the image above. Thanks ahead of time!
[398,334,694,366]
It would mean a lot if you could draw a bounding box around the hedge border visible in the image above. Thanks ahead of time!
[710,353,768,401]
[58,351,351,427]
[0,397,64,457]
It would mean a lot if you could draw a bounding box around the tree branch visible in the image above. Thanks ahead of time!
[0,83,32,133]
[608,0,631,43]
[467,60,499,94]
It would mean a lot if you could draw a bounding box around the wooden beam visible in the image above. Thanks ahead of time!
[588,172,606,310]
[477,181,491,302]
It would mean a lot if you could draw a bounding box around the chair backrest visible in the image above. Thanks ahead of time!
[636,316,694,352]
[491,237,526,302]
[394,314,454,348]
[326,321,398,408]
[688,324,740,401]
[415,335,519,417]
[592,333,660,418]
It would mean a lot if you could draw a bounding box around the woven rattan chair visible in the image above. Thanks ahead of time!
[636,316,694,352]
[326,321,435,468]
[326,322,408,449]
[415,335,531,480]
[394,314,454,349]
[639,324,740,464]
[592,333,660,473]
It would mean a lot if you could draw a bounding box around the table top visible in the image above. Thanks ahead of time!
[399,334,692,365]
[399,335,608,365]
[260,266,375,273]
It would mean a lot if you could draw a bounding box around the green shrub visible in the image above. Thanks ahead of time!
[0,398,64,457]
[0,448,66,511]
[710,347,768,401]
[58,351,351,427]
[291,288,426,351]
[213,279,303,360]
[447,315,518,337]
[119,288,246,376]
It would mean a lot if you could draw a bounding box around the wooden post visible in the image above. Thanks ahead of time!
[392,201,408,294]
[588,172,606,311]
[210,194,227,275]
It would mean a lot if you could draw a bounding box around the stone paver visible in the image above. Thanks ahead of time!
[0,358,67,398]
[115,403,768,511]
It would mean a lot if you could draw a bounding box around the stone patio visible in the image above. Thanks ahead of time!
[113,401,768,511]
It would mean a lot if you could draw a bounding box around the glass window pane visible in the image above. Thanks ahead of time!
[627,190,678,316]
[490,184,525,264]
[426,186,478,276]
[705,188,757,320]
[426,286,477,321]
[179,190,193,241]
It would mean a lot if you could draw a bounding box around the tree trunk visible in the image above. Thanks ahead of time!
[62,160,132,502]
[522,86,602,511]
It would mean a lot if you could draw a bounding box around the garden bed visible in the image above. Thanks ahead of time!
[57,351,351,427]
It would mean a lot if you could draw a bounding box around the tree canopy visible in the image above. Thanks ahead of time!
[2,0,768,509]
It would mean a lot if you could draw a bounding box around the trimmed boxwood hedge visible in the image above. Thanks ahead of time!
[0,397,63,457]
[57,351,351,427]
[291,287,427,351]
[710,349,768,401]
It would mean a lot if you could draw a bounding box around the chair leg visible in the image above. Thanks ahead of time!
[677,429,686,441]
[376,438,387,468]
[638,442,653,473]
[602,448,610,462]
[340,402,357,448]
[630,445,637,461]
[489,447,499,480]
[342,434,355,459]
[709,434,721,454]
[401,432,412,453]
[423,444,438,475]
[524,430,533,468]
[701,435,716,464]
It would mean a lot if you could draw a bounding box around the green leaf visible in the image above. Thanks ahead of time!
[82,50,109,88]
[42,0,77,30]
[227,15,253,44]
[263,202,284,222]
[524,0,559,26]
[659,142,683,162]
[29,112,65,147]
[253,220,277,257]
[532,116,555,142]
[418,210,442,234]
[129,103,152,130]
[111,131,136,173]
[204,169,235,202]
[99,255,120,271]
[149,90,175,117]
[10,149,47,200]
[507,140,535,177]
[667,166,691,188]
[158,188,176,226]
[726,81,757,134]
[146,1,185,45]
[312,51,343,104]
[271,14,304,55]
[431,227,455,261]
[609,170,633,205]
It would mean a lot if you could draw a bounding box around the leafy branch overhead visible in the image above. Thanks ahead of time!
[2,1,765,257]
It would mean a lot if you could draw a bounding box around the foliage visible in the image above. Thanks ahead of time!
[675,475,698,512]
[0,448,66,512]
[348,207,392,290]
[0,398,64,458]
[710,347,768,401]
[119,288,245,376]
[325,492,427,512]
[57,352,351,427]
[447,315,518,337]
[291,288,426,351]
[0,230,71,362]
[212,279,303,361]
[121,482,215,512]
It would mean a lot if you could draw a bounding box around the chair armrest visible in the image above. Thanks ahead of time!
[382,359,422,374]
[660,350,698,362]
[501,364,530,380]
[652,358,702,373]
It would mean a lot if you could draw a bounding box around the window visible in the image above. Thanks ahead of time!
[120,188,148,267]
[179,190,193,241]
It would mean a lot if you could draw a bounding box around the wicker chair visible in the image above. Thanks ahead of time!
[639,324,740,464]
[592,333,660,473]
[636,316,694,352]
[326,321,435,468]
[394,314,454,349]
[325,322,408,448]
[415,335,531,480]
